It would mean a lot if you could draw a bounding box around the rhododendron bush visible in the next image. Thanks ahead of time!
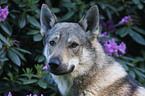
[0,0,145,96]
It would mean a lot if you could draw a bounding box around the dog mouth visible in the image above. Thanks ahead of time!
[49,65,75,75]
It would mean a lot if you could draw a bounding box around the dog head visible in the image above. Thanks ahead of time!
[40,4,99,77]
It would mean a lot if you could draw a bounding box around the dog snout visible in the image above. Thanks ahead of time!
[48,57,61,70]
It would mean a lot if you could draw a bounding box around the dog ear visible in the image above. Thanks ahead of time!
[40,4,58,36]
[79,5,99,37]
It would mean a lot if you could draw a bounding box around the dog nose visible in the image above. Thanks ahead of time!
[48,57,60,69]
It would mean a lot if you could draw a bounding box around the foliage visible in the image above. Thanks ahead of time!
[0,0,145,95]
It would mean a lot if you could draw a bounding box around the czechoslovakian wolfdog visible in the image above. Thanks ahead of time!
[40,4,145,96]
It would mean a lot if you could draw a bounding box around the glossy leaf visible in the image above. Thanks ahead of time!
[27,30,39,35]
[116,27,129,37]
[62,11,75,21]
[8,49,21,66]
[11,48,26,62]
[0,23,12,36]
[132,27,145,35]
[129,29,145,45]
[15,48,31,54]
[38,80,47,89]
[0,57,8,62]
[27,15,41,28]
[33,34,42,41]
[18,13,26,28]
[23,79,38,84]
[0,33,11,46]
[0,41,2,48]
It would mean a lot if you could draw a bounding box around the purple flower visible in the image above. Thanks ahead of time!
[0,6,9,21]
[8,92,12,96]
[100,20,115,31]
[118,42,126,54]
[107,21,115,31]
[119,16,133,24]
[104,38,126,57]
[42,65,47,70]
[99,32,109,43]
[100,20,107,30]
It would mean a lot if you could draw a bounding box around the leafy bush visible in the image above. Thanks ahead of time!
[0,0,145,96]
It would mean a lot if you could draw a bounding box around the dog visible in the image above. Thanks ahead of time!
[40,4,145,96]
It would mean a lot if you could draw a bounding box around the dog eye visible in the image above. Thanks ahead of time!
[69,42,79,48]
[49,41,56,46]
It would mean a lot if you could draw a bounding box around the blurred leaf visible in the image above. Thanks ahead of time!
[134,69,145,78]
[132,0,140,4]
[33,34,42,41]
[121,56,135,61]
[0,41,2,48]
[27,30,39,35]
[0,57,8,62]
[15,48,31,54]
[21,74,36,77]
[8,49,21,66]
[129,70,135,78]
[38,80,47,89]
[107,5,119,16]
[129,29,145,45]
[18,13,26,28]
[0,0,8,4]
[132,27,145,35]
[137,3,144,9]
[11,48,26,62]
[116,27,129,37]
[0,33,11,46]
[106,8,112,20]
[23,79,38,84]
[62,11,75,21]
[37,55,45,63]
[27,15,41,28]
[0,23,12,36]
[51,8,61,13]
[61,3,75,8]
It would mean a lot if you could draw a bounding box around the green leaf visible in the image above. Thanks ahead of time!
[132,0,140,4]
[0,23,12,36]
[37,55,45,63]
[0,57,8,62]
[8,49,21,66]
[0,33,11,46]
[106,8,112,20]
[62,11,75,21]
[33,34,42,41]
[0,41,2,48]
[11,48,26,62]
[18,13,26,28]
[132,27,145,35]
[27,15,41,28]
[38,80,47,89]
[129,29,145,45]
[15,48,31,54]
[116,27,129,37]
[134,69,145,78]
[27,30,39,35]
[129,70,135,78]
[21,74,36,77]
[51,8,61,13]
[137,3,144,9]
[23,79,38,85]
[121,56,135,61]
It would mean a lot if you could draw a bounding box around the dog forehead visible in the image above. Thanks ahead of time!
[50,23,86,40]
[51,23,82,33]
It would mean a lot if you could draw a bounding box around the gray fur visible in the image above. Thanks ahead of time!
[40,4,145,96]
